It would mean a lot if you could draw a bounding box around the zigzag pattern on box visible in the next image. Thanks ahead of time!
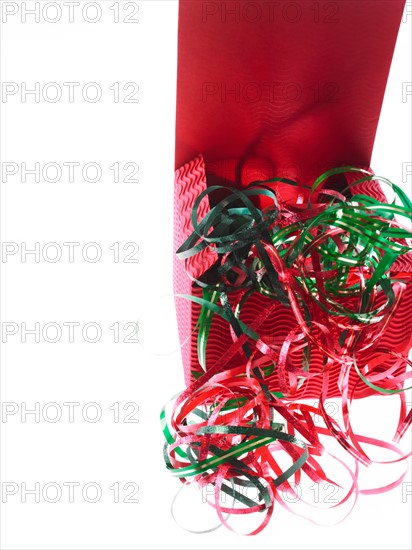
[174,155,216,386]
[345,166,390,204]
[175,155,216,279]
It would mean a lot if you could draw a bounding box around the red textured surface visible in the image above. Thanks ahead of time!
[173,155,215,386]
[173,0,410,396]
[175,0,405,180]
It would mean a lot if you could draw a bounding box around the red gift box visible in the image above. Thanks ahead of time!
[173,0,411,398]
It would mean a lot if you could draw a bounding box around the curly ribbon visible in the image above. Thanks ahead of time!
[162,167,412,534]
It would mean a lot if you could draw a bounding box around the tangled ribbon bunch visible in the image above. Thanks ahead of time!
[162,167,412,534]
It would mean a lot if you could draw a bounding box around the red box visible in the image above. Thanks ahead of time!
[173,0,411,398]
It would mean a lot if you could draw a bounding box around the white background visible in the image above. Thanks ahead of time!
[0,1,411,549]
